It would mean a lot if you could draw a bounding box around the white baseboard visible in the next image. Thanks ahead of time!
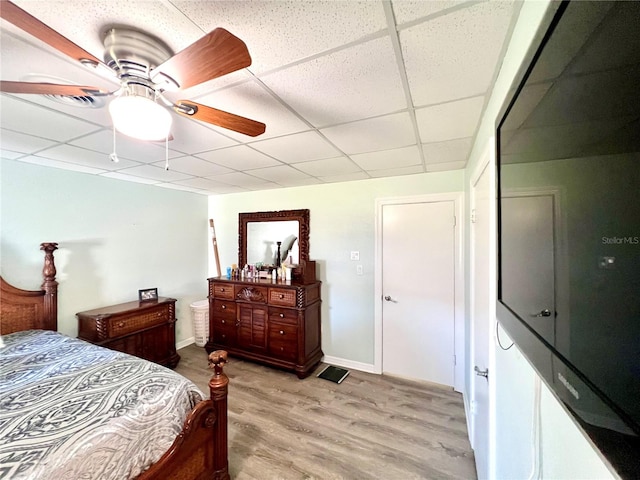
[176,337,195,350]
[322,355,378,374]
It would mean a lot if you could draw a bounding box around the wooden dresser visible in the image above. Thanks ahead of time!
[77,297,180,368]
[205,277,322,378]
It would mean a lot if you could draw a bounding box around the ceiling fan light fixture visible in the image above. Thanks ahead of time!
[109,94,172,141]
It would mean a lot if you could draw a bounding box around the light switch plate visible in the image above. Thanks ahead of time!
[356,265,363,275]
[350,251,360,261]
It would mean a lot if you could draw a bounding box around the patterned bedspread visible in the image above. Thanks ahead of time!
[0,330,204,479]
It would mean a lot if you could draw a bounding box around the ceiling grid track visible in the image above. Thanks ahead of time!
[381,0,426,172]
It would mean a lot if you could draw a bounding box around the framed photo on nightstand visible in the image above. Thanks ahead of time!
[138,287,158,302]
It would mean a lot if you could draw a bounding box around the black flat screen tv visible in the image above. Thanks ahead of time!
[496,1,639,477]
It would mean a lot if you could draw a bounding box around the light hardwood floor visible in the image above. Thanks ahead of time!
[175,344,477,480]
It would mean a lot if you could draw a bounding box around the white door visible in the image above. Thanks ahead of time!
[471,162,492,479]
[381,201,455,386]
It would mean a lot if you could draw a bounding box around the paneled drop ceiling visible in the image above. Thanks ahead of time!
[0,0,520,195]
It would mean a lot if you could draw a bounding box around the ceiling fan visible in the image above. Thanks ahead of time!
[0,0,266,141]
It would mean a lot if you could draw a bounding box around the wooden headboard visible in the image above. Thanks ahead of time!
[0,242,58,334]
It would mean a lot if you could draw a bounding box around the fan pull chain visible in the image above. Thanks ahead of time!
[109,124,120,163]
[164,134,169,170]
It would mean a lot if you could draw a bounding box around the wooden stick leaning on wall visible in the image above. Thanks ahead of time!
[210,219,221,277]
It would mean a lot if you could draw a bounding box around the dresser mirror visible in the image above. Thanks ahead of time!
[239,209,310,268]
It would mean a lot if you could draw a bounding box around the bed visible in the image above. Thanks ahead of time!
[0,243,229,480]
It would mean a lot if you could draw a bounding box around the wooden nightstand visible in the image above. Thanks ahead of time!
[77,297,180,368]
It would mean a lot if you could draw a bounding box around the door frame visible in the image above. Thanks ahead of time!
[374,192,465,393]
[469,140,497,479]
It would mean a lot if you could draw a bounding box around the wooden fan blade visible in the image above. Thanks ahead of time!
[152,28,252,90]
[0,80,108,96]
[174,100,265,137]
[0,0,103,65]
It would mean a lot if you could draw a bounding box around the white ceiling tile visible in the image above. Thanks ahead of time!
[427,160,466,172]
[278,177,324,188]
[172,177,247,192]
[70,130,183,163]
[193,81,310,141]
[422,137,473,164]
[293,156,361,177]
[116,164,193,182]
[166,70,253,103]
[416,96,485,143]
[247,165,312,184]
[1,149,24,160]
[401,1,515,106]
[172,1,388,74]
[0,0,521,195]
[251,131,341,163]
[0,95,101,141]
[153,156,233,177]
[196,145,281,170]
[261,37,407,127]
[392,1,476,25]
[165,115,238,154]
[18,155,108,174]
[320,112,416,155]
[245,182,284,191]
[99,172,160,185]
[0,128,57,153]
[351,145,422,171]
[367,165,425,178]
[318,172,370,183]
[207,172,273,187]
[36,144,139,170]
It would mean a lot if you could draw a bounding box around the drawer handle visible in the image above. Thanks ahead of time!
[279,313,284,318]
[279,330,285,335]
[117,321,125,328]
[279,294,284,299]
[220,288,225,292]
[222,305,226,309]
[222,334,226,339]
[221,319,225,324]
[280,347,284,351]
[157,312,162,317]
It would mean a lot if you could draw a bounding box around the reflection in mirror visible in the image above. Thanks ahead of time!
[239,209,310,269]
[246,221,300,265]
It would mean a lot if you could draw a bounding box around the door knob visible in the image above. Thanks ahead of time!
[532,309,551,317]
[474,366,488,379]
[384,295,396,302]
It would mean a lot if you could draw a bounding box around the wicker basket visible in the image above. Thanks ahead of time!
[190,300,209,347]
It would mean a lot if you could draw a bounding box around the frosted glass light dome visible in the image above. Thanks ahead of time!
[109,94,172,141]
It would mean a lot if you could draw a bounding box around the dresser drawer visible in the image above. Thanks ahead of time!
[213,282,235,299]
[268,322,298,361]
[212,299,236,319]
[212,325,236,345]
[268,306,298,326]
[269,287,297,307]
[109,307,168,338]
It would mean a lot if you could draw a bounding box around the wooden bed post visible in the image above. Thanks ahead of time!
[208,350,230,480]
[40,242,58,329]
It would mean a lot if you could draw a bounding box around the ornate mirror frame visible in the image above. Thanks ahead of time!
[238,209,310,267]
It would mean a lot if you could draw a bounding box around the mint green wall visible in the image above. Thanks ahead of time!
[1,159,208,343]
[464,0,616,477]
[209,170,464,365]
